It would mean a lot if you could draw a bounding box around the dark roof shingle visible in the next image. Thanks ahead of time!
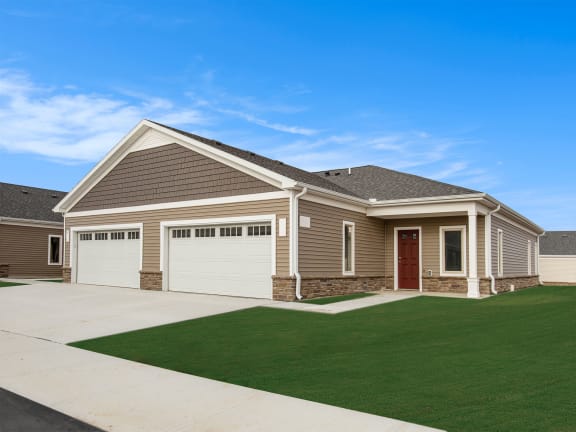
[540,231,576,255]
[152,122,362,198]
[0,182,66,223]
[314,165,480,200]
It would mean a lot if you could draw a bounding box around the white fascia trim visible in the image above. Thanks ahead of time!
[159,214,276,291]
[393,226,423,292]
[47,234,63,266]
[342,221,356,275]
[492,212,541,237]
[372,193,487,207]
[439,225,467,277]
[69,223,144,284]
[301,192,366,214]
[295,182,370,206]
[368,201,477,218]
[65,191,290,218]
[0,217,63,228]
[55,120,295,213]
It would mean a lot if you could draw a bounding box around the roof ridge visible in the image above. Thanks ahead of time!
[0,181,67,194]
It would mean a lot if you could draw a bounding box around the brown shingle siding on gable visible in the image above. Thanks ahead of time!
[71,143,279,212]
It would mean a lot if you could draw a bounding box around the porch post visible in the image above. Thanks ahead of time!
[467,207,480,298]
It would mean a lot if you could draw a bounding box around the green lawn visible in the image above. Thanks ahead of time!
[70,286,576,431]
[0,281,27,287]
[37,279,63,283]
[302,292,376,304]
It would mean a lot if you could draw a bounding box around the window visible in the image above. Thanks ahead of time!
[195,227,216,238]
[220,226,243,237]
[247,225,272,236]
[94,232,108,241]
[497,229,504,277]
[440,226,466,276]
[79,233,92,241]
[110,232,125,240]
[127,231,140,240]
[343,222,355,275]
[48,235,62,265]
[172,229,191,239]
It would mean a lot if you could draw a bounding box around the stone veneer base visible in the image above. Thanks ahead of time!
[140,271,163,291]
[62,267,71,283]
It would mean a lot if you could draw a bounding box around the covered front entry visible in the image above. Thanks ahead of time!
[396,228,421,290]
[167,222,273,299]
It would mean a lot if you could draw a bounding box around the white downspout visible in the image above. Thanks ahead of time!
[292,187,308,300]
[486,204,501,295]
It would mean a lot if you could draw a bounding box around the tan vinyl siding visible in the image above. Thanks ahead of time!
[65,199,290,276]
[0,224,63,277]
[298,200,386,277]
[492,216,538,277]
[384,216,486,278]
[72,143,279,212]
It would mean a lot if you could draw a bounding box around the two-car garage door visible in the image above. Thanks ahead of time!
[74,221,273,298]
[167,223,273,298]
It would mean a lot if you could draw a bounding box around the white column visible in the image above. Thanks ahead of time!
[467,208,480,298]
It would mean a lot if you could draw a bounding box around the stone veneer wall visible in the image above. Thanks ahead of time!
[494,276,540,293]
[62,267,71,283]
[273,276,387,301]
[140,271,163,290]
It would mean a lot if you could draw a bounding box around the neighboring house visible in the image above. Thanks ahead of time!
[539,231,576,284]
[0,182,66,278]
[54,120,543,300]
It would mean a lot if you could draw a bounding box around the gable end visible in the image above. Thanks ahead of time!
[71,143,280,212]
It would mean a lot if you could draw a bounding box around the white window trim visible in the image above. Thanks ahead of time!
[439,225,467,277]
[527,240,532,275]
[497,229,504,277]
[160,215,276,291]
[48,235,63,266]
[393,227,422,291]
[70,223,143,285]
[342,221,355,275]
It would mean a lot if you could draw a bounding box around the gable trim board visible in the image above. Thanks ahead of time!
[59,119,543,300]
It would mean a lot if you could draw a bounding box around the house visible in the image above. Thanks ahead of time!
[54,120,543,300]
[539,231,576,284]
[0,182,66,278]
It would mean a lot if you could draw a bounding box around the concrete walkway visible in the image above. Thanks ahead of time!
[0,283,444,432]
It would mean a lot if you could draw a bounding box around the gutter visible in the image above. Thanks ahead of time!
[291,187,308,300]
[486,204,501,295]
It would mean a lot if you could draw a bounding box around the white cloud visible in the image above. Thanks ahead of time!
[214,107,318,136]
[0,69,208,162]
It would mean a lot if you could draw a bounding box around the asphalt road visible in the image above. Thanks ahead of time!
[0,388,104,432]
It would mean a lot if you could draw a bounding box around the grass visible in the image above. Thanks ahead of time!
[0,281,27,287]
[37,279,63,283]
[70,286,576,432]
[302,292,376,304]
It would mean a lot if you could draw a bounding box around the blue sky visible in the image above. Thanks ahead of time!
[0,0,574,229]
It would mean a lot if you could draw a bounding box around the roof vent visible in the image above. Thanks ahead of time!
[334,172,341,176]
[51,194,59,198]
[562,234,568,238]
[21,189,28,194]
[249,152,256,157]
[275,160,284,165]
[324,171,331,176]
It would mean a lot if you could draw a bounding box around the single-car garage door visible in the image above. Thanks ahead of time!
[168,223,272,298]
[76,229,141,288]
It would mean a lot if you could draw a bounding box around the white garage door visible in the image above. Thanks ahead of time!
[76,230,141,288]
[168,223,272,298]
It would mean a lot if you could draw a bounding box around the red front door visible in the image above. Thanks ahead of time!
[398,229,420,289]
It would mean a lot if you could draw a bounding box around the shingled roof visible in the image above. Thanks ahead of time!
[540,231,576,255]
[0,182,66,223]
[152,122,363,198]
[315,165,480,200]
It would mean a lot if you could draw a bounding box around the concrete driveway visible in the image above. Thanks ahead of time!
[0,282,270,343]
[0,282,443,432]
